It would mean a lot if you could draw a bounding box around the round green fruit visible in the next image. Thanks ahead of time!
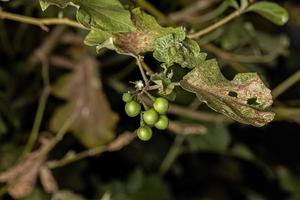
[142,108,159,125]
[125,101,141,117]
[137,126,152,141]
[122,92,132,103]
[153,97,169,114]
[154,115,169,130]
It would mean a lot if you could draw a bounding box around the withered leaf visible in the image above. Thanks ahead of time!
[50,57,118,148]
[180,59,275,127]
[40,166,58,193]
[0,140,48,199]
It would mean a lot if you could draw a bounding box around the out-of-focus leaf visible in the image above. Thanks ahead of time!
[50,57,118,148]
[229,144,255,161]
[153,27,206,68]
[247,2,289,25]
[180,59,275,127]
[102,169,172,200]
[255,32,289,59]
[277,166,300,197]
[185,123,230,152]
[51,190,85,200]
[218,20,255,50]
[39,166,58,194]
[40,0,135,32]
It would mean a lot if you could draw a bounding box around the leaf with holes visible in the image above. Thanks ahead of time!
[40,0,135,32]
[247,1,289,25]
[50,57,118,148]
[180,59,275,127]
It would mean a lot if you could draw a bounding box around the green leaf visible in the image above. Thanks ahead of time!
[247,1,289,25]
[180,59,275,127]
[39,0,70,11]
[40,0,135,32]
[50,57,118,148]
[153,28,206,68]
[85,8,173,55]
[152,73,176,99]
[84,28,112,47]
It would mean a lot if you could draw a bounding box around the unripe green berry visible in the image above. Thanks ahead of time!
[154,115,169,130]
[125,101,141,117]
[122,92,132,103]
[137,126,152,141]
[142,108,159,125]
[153,97,169,114]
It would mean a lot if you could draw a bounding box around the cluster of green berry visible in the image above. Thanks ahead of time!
[122,92,169,141]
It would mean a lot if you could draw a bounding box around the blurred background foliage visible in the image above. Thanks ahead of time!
[0,0,300,199]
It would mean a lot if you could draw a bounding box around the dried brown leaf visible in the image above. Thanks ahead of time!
[50,56,118,148]
[0,140,48,199]
[40,166,58,193]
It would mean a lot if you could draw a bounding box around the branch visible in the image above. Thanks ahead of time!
[46,132,135,169]
[188,7,245,39]
[202,43,288,64]
[272,70,300,99]
[0,10,87,31]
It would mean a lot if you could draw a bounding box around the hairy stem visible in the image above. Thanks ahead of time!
[136,57,148,83]
[0,10,87,31]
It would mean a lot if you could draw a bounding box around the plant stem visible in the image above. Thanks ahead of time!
[0,10,87,31]
[21,54,51,158]
[159,135,185,175]
[47,146,106,169]
[136,57,148,83]
[43,114,77,155]
[272,70,300,99]
[168,104,231,123]
[188,7,245,39]
[21,87,50,158]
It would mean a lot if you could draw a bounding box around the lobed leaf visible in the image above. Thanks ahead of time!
[153,28,206,68]
[180,59,275,127]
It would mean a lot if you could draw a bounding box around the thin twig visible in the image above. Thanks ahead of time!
[188,7,245,39]
[42,114,77,155]
[272,70,300,99]
[168,104,231,123]
[0,10,87,31]
[202,43,288,64]
[136,56,148,83]
[159,135,185,175]
[20,53,51,158]
[46,132,135,169]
